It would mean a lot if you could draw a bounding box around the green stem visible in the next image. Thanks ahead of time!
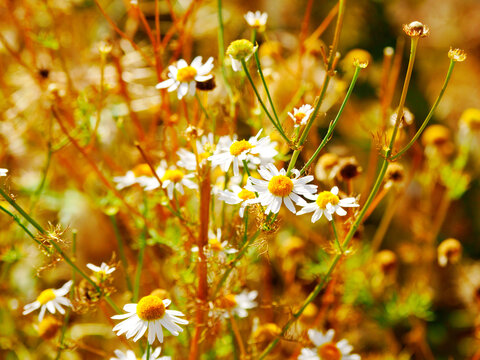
[195,92,210,120]
[241,59,291,144]
[259,33,420,360]
[300,65,362,175]
[217,0,235,117]
[331,218,343,253]
[251,29,257,44]
[390,59,456,160]
[0,187,45,234]
[213,230,260,296]
[253,51,280,127]
[285,0,346,176]
[133,220,148,302]
[110,215,133,292]
[242,159,258,197]
[146,342,151,360]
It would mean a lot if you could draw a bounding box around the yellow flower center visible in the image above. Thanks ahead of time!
[209,237,223,251]
[219,294,237,309]
[162,169,184,183]
[136,295,166,321]
[318,343,341,360]
[133,163,153,177]
[238,189,255,201]
[294,112,306,123]
[268,175,294,197]
[176,66,197,82]
[315,191,340,209]
[37,289,56,305]
[229,140,253,156]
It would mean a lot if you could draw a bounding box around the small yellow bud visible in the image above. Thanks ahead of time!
[226,40,256,60]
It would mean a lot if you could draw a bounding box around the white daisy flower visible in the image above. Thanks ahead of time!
[87,262,116,277]
[389,108,414,128]
[0,168,8,176]
[296,186,359,222]
[208,130,278,176]
[142,161,198,199]
[244,11,268,31]
[217,290,258,318]
[177,133,219,171]
[246,163,317,214]
[23,281,73,321]
[298,329,361,360]
[112,295,188,344]
[110,347,171,360]
[208,228,238,255]
[156,56,214,100]
[288,104,315,128]
[113,164,155,190]
[218,185,256,218]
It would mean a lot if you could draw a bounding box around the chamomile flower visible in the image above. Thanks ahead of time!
[143,161,197,199]
[288,104,315,128]
[0,168,8,176]
[23,281,73,321]
[113,164,154,190]
[110,347,171,360]
[226,39,258,72]
[246,164,317,214]
[218,185,256,218]
[208,228,238,255]
[177,133,220,171]
[112,296,188,344]
[217,290,258,318]
[297,186,359,222]
[244,11,268,31]
[87,262,116,282]
[208,130,278,176]
[156,56,214,100]
[299,329,360,360]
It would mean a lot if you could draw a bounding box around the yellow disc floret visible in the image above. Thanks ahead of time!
[162,169,184,183]
[176,66,197,82]
[136,295,166,321]
[226,39,255,60]
[294,112,306,124]
[268,175,294,197]
[238,189,255,201]
[318,343,342,360]
[229,140,253,156]
[209,237,223,251]
[37,289,56,305]
[316,191,340,209]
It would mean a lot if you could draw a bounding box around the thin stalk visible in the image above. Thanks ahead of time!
[260,34,420,359]
[300,65,362,175]
[110,215,133,292]
[214,230,261,296]
[390,59,456,160]
[217,0,235,117]
[251,29,257,44]
[230,315,247,359]
[286,0,347,176]
[253,51,280,126]
[146,343,151,360]
[241,59,291,144]
[0,187,45,234]
[331,218,343,253]
[243,210,249,243]
[133,197,148,302]
[195,92,210,120]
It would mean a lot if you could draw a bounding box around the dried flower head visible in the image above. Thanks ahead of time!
[38,316,62,340]
[403,21,429,37]
[315,153,339,181]
[196,76,216,91]
[448,48,467,62]
[344,49,372,69]
[438,238,462,267]
[376,250,398,274]
[385,163,405,188]
[337,157,363,181]
[422,124,451,147]
[460,108,480,131]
